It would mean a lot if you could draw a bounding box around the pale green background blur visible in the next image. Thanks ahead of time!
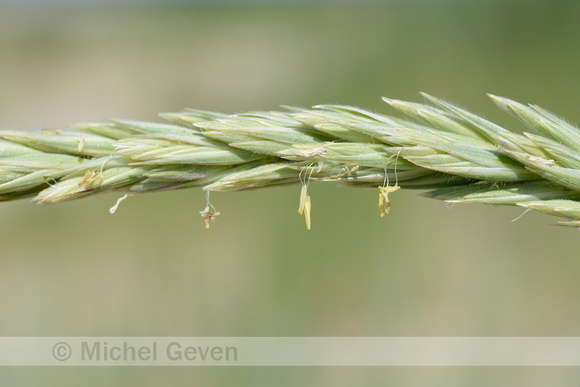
[1,1,580,385]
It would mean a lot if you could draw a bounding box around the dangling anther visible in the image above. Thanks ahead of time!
[298,166,314,230]
[378,149,402,217]
[200,191,220,229]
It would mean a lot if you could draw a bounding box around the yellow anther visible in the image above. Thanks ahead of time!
[199,207,220,229]
[79,170,102,187]
[298,183,312,230]
[200,191,220,229]
[378,185,400,217]
[77,137,85,153]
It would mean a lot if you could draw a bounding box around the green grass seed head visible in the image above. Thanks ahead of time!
[2,93,580,230]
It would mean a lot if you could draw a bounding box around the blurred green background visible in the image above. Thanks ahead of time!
[1,1,580,385]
